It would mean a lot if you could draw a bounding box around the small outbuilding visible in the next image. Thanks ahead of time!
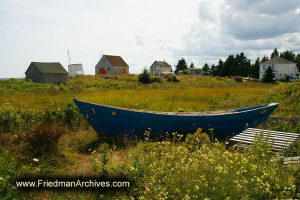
[95,55,129,75]
[68,63,84,76]
[187,68,203,75]
[25,62,68,84]
[150,60,172,75]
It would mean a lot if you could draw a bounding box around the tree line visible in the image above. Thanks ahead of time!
[175,48,300,79]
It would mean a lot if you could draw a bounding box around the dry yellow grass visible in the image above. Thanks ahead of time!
[1,87,268,112]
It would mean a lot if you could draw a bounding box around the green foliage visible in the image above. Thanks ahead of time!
[0,151,18,200]
[190,62,195,68]
[262,82,300,116]
[202,63,210,75]
[185,128,210,151]
[138,69,151,84]
[263,66,276,83]
[175,58,188,73]
[128,141,296,199]
[167,74,179,82]
[150,77,161,83]
[271,48,279,59]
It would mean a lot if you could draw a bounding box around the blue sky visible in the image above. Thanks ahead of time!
[0,0,300,78]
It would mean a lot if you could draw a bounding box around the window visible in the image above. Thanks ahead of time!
[108,68,110,71]
[263,65,266,70]
[272,64,275,69]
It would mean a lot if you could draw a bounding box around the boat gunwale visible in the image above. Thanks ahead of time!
[74,99,278,117]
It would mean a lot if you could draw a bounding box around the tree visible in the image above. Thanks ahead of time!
[210,64,216,76]
[261,56,268,62]
[190,62,195,68]
[280,50,295,61]
[138,68,151,84]
[271,48,279,59]
[296,53,300,72]
[221,55,234,77]
[262,66,276,83]
[251,57,260,79]
[202,63,210,75]
[175,58,188,73]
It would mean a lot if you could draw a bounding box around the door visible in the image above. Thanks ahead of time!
[122,67,126,75]
[99,67,107,75]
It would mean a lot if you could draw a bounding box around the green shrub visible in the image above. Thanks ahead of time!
[127,140,296,199]
[0,151,18,200]
[138,69,151,84]
[167,74,179,82]
[185,128,210,151]
[150,77,161,83]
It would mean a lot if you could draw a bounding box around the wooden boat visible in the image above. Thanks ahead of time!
[74,99,278,139]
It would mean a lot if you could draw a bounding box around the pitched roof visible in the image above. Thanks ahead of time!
[151,61,172,68]
[103,55,129,67]
[29,62,68,74]
[261,57,296,64]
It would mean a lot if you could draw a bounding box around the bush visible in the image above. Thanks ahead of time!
[138,69,151,84]
[167,74,179,82]
[127,140,296,199]
[185,128,210,151]
[0,151,18,200]
[150,77,161,83]
[26,123,66,157]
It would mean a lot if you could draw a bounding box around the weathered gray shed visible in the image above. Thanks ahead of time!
[25,62,68,84]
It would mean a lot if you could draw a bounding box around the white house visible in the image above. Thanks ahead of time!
[68,63,84,76]
[259,57,299,80]
[95,55,129,75]
[150,61,172,75]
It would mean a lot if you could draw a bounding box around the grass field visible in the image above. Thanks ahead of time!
[0,75,299,199]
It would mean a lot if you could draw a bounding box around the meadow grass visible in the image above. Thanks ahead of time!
[0,87,268,112]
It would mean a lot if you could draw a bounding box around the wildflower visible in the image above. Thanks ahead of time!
[0,177,3,181]
[33,158,39,162]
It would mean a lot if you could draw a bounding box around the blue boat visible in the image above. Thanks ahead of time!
[74,99,278,139]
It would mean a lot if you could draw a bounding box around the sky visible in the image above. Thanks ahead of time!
[0,0,300,78]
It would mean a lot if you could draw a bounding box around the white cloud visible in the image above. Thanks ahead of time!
[174,0,300,66]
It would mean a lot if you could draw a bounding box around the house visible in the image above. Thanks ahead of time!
[259,57,299,80]
[95,55,129,75]
[150,61,172,75]
[25,62,68,84]
[187,68,203,75]
[68,63,84,76]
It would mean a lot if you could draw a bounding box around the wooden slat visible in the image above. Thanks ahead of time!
[229,128,299,152]
[232,135,293,147]
[229,138,284,151]
[242,129,299,137]
[247,128,299,136]
[242,130,299,139]
[230,137,289,149]
[238,132,297,142]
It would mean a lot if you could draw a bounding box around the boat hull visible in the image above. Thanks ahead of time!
[74,99,278,139]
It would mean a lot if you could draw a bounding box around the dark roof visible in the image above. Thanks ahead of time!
[151,61,172,68]
[261,57,296,64]
[27,62,67,74]
[103,55,129,67]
